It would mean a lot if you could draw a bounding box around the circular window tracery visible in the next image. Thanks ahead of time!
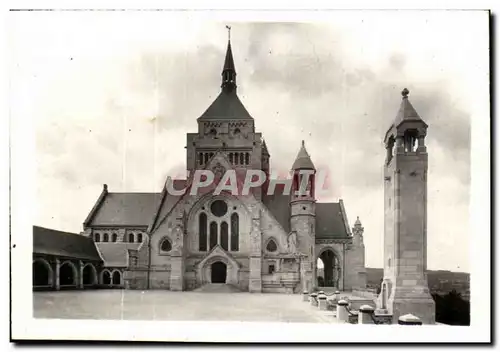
[160,238,172,252]
[210,200,228,217]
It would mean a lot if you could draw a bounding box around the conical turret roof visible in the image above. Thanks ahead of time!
[393,88,427,127]
[292,140,315,170]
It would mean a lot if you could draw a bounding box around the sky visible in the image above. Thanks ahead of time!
[9,10,489,272]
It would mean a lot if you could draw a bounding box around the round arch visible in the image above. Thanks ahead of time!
[196,253,240,287]
[82,263,98,286]
[33,258,53,287]
[316,247,343,289]
[59,261,78,286]
[112,270,122,286]
[101,269,112,285]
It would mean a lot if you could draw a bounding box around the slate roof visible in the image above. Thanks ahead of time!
[95,243,141,268]
[198,90,253,121]
[315,203,350,239]
[292,141,315,170]
[88,193,162,227]
[262,183,349,239]
[223,40,235,71]
[33,226,102,261]
[263,191,291,233]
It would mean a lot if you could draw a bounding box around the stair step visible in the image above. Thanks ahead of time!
[193,283,241,293]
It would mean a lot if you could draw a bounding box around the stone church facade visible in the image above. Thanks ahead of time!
[80,38,367,293]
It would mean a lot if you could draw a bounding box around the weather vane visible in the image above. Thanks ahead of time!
[226,25,231,41]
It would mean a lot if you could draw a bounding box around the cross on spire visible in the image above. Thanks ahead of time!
[226,25,231,41]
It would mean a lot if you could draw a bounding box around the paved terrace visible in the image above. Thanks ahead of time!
[33,290,340,323]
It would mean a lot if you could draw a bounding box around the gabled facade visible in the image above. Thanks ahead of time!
[80,36,366,293]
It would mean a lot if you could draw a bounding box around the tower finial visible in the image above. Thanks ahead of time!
[401,88,410,99]
[226,25,231,41]
[302,140,305,147]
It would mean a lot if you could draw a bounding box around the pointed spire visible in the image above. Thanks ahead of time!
[292,140,315,170]
[394,88,427,127]
[221,26,237,93]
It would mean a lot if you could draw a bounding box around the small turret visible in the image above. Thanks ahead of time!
[291,140,316,200]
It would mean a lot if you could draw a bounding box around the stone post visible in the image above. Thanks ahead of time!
[310,292,318,306]
[78,260,84,289]
[318,293,327,310]
[302,291,309,302]
[358,304,375,324]
[398,314,423,325]
[336,299,349,323]
[55,259,60,291]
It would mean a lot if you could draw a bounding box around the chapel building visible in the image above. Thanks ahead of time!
[77,37,367,293]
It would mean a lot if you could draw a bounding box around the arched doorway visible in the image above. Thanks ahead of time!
[211,262,227,283]
[102,270,111,285]
[82,264,97,286]
[33,259,52,287]
[60,262,76,286]
[112,271,121,286]
[317,249,341,288]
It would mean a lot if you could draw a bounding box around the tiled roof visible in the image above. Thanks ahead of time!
[88,193,162,227]
[315,203,350,239]
[95,243,141,268]
[33,226,102,261]
[198,90,253,120]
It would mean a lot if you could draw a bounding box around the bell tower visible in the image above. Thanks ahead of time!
[378,88,435,324]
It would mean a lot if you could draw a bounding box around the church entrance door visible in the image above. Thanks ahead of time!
[211,262,227,283]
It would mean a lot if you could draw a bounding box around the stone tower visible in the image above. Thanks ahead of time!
[345,216,367,290]
[185,35,266,198]
[378,88,435,324]
[290,141,316,291]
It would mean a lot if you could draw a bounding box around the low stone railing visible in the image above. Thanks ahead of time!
[301,291,422,325]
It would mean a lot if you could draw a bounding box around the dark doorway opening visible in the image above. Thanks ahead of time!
[33,260,51,286]
[82,265,96,285]
[211,261,227,283]
[102,271,111,285]
[112,271,121,285]
[318,250,340,288]
[60,262,76,286]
